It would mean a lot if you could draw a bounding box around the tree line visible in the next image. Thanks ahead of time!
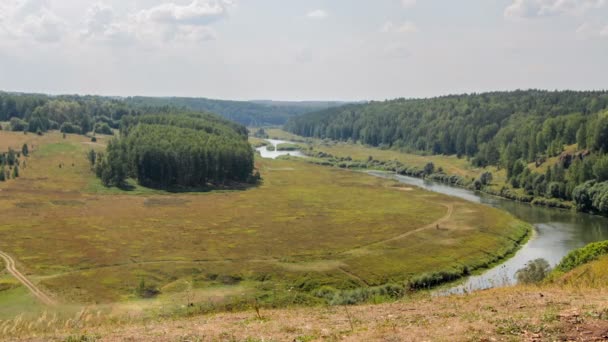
[91,113,256,189]
[124,97,346,126]
[0,92,141,135]
[285,90,608,215]
[0,91,347,132]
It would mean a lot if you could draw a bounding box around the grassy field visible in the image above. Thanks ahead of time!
[0,130,528,319]
[266,128,510,188]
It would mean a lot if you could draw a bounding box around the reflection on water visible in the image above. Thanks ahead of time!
[256,139,306,159]
[367,171,608,293]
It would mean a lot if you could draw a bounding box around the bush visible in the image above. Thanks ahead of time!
[60,122,82,134]
[515,258,551,284]
[135,278,160,298]
[573,181,608,214]
[9,117,28,131]
[556,241,608,273]
[93,122,114,135]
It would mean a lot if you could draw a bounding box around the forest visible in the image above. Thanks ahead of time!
[123,97,345,126]
[92,113,255,189]
[0,92,340,132]
[285,90,608,215]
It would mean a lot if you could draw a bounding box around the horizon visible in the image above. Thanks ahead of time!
[1,87,607,104]
[1,0,607,101]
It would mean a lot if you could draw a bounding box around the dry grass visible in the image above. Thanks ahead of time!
[6,281,608,341]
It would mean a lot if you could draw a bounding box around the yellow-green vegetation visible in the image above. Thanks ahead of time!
[276,143,304,151]
[0,130,528,317]
[266,128,309,142]
[5,255,608,341]
[248,136,269,148]
[0,265,46,320]
[266,129,508,188]
[552,254,608,288]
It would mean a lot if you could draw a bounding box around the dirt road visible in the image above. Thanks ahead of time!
[0,250,56,306]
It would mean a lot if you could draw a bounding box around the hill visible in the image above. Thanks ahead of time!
[124,97,347,126]
[285,90,608,215]
[5,250,608,341]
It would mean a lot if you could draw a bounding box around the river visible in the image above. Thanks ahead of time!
[257,139,608,293]
[368,171,608,294]
[256,139,307,159]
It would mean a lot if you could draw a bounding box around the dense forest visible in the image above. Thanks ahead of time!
[92,113,255,189]
[0,92,340,132]
[285,90,608,215]
[124,97,345,126]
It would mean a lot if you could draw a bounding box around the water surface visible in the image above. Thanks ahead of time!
[256,139,306,159]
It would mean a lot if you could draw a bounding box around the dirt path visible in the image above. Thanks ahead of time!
[355,203,454,250]
[0,250,56,306]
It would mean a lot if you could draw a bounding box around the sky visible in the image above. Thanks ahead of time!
[0,0,607,101]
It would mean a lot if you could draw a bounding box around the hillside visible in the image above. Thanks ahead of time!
[5,255,608,341]
[124,97,347,126]
[285,90,608,215]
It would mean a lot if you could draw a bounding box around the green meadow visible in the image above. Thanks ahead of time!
[0,130,529,317]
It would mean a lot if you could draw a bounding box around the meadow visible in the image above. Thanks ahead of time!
[265,128,508,185]
[0,130,528,319]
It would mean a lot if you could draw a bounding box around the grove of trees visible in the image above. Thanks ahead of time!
[92,113,255,189]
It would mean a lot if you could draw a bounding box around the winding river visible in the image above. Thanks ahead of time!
[369,172,608,294]
[257,139,608,293]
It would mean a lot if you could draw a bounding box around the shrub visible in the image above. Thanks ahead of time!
[93,122,114,135]
[9,117,28,131]
[60,122,82,134]
[135,278,160,298]
[515,258,551,284]
[556,241,608,273]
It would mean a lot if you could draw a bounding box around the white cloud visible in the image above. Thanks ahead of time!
[83,2,114,36]
[81,0,233,45]
[401,0,417,8]
[21,8,65,42]
[505,0,606,19]
[0,0,66,43]
[575,22,608,38]
[307,9,328,20]
[136,0,232,26]
[381,21,418,34]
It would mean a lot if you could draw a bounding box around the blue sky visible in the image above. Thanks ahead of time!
[0,0,606,100]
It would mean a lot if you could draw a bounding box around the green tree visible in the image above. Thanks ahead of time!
[593,155,608,182]
[87,149,97,168]
[12,165,18,178]
[516,258,551,284]
[21,144,29,157]
[423,162,435,176]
